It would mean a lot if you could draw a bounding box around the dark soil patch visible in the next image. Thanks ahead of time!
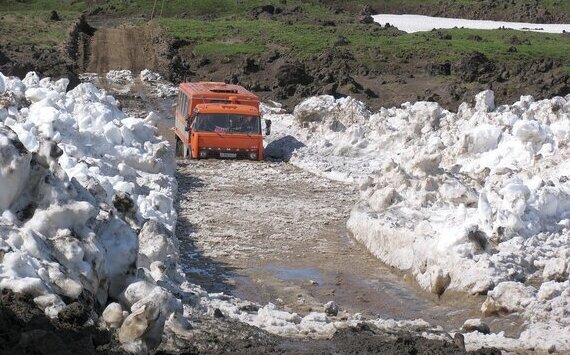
[0,289,501,354]
[0,290,118,355]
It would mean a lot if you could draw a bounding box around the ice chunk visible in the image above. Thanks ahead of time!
[475,90,495,112]
[103,302,126,328]
[481,282,536,316]
[0,126,31,211]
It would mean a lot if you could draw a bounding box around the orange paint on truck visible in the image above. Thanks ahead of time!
[174,82,269,160]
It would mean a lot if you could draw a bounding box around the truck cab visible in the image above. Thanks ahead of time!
[174,82,269,161]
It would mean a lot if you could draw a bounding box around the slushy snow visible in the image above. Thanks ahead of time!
[264,91,570,352]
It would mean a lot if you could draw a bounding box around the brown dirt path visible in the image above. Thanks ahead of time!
[86,25,160,74]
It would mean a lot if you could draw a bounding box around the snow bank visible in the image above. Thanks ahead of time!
[373,14,570,33]
[0,71,183,352]
[265,92,570,351]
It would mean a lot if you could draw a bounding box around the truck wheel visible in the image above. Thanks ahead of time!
[175,136,183,157]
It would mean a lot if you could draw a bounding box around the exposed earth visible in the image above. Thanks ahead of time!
[0,287,501,355]
[1,2,569,111]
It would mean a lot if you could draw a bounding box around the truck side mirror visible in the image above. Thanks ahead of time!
[185,114,194,132]
[264,119,272,136]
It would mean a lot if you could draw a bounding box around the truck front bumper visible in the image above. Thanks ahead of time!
[199,148,258,160]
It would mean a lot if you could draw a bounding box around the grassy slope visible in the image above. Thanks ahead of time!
[0,11,81,48]
[158,9,570,67]
[0,1,85,48]
[0,0,87,12]
[84,0,570,18]
[332,0,570,17]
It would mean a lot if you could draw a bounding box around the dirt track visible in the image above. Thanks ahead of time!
[86,25,159,74]
[175,159,522,334]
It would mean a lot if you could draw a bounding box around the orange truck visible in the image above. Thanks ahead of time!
[174,82,270,160]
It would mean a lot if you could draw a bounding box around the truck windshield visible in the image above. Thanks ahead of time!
[194,113,261,134]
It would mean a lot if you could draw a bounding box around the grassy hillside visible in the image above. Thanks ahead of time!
[5,0,564,21]
[1,0,567,108]
[0,10,80,48]
[0,0,86,12]
[159,15,570,64]
[2,0,568,57]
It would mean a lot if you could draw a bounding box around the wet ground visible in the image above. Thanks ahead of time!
[175,159,522,336]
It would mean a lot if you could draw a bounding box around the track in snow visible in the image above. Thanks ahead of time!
[98,76,521,336]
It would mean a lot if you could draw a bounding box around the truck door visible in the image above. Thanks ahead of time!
[189,110,199,159]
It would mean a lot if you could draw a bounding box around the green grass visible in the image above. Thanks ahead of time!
[160,17,340,57]
[3,0,569,20]
[0,0,86,12]
[84,0,285,17]
[378,29,570,63]
[2,0,568,68]
[0,10,80,48]
[329,0,570,14]
[160,13,570,65]
[193,42,265,56]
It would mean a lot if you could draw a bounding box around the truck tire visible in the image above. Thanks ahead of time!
[175,136,183,157]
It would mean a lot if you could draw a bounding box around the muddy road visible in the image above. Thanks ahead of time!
[175,159,521,335]
[95,75,520,342]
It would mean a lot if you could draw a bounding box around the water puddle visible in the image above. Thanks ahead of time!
[233,262,524,337]
[259,265,324,285]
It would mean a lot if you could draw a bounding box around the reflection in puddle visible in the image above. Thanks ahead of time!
[247,263,523,337]
[260,265,324,285]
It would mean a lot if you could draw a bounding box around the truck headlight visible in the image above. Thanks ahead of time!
[249,152,257,160]
[199,150,208,158]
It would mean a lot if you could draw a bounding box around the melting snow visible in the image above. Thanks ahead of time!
[373,14,570,33]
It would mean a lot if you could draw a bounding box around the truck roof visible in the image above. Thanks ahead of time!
[180,82,258,100]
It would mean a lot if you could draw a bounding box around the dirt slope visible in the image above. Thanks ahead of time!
[86,24,168,74]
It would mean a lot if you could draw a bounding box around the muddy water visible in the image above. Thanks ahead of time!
[230,234,522,336]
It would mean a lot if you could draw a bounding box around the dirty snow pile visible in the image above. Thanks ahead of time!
[82,70,177,99]
[264,96,376,182]
[265,91,570,351]
[140,69,162,82]
[106,69,178,98]
[106,69,135,83]
[0,70,187,352]
[141,69,178,98]
[194,293,445,341]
